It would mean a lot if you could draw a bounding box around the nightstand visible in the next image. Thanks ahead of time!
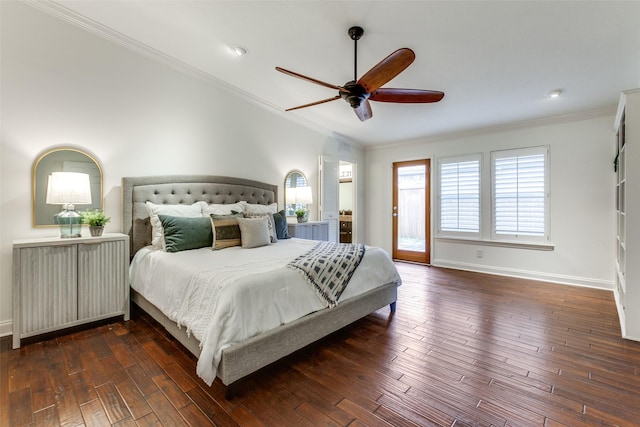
[287,221,329,241]
[12,233,129,348]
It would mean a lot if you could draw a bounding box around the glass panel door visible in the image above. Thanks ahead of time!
[393,160,430,264]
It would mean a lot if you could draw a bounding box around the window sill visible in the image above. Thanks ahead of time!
[436,237,554,251]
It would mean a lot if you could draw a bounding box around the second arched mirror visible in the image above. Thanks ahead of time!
[284,170,311,217]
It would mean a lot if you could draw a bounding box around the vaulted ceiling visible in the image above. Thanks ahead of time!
[47,1,640,146]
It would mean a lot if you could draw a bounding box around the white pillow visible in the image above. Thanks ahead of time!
[202,202,246,216]
[145,201,203,250]
[237,216,271,249]
[242,202,278,214]
[243,212,278,243]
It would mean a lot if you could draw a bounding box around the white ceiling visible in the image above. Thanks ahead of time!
[50,0,640,146]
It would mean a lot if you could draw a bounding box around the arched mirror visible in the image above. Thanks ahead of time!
[33,148,103,227]
[284,170,311,217]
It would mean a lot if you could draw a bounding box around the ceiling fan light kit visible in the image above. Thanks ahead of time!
[276,26,444,121]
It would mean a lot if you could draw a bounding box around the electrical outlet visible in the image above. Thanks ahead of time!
[476,250,483,258]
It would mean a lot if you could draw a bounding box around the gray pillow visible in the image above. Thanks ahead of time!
[158,215,213,252]
[244,212,278,243]
[237,216,271,249]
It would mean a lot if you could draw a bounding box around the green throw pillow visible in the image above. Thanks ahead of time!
[158,215,213,253]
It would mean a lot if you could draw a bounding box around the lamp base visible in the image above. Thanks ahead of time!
[55,209,82,238]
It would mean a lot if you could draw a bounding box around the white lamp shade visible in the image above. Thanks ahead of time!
[285,188,296,205]
[46,172,92,205]
[295,186,313,205]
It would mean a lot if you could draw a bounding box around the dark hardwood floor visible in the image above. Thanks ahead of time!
[3,263,640,426]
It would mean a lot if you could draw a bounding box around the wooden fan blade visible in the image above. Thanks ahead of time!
[353,100,373,121]
[370,88,445,103]
[276,67,344,91]
[285,96,341,112]
[357,48,415,94]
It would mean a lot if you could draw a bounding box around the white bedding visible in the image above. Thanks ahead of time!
[129,237,401,385]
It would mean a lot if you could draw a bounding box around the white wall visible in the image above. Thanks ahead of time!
[365,115,616,288]
[0,2,364,335]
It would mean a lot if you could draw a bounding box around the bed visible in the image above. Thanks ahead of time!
[122,175,400,396]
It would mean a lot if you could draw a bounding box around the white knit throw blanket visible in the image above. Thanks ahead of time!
[173,258,287,341]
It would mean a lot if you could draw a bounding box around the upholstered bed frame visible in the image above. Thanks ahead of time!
[122,175,397,397]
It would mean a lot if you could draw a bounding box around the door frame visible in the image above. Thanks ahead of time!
[392,159,431,264]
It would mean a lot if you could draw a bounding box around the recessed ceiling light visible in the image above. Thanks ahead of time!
[229,46,247,57]
[548,89,564,98]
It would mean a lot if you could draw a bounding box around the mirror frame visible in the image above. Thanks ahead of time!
[32,147,104,228]
[284,169,308,217]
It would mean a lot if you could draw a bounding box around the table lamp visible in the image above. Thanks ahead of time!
[46,172,92,238]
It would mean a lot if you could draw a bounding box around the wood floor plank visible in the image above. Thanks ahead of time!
[68,370,98,406]
[52,385,84,427]
[161,362,198,393]
[28,349,56,413]
[150,372,191,410]
[134,412,163,427]
[114,377,153,420]
[8,388,32,426]
[79,351,110,388]
[111,417,136,427]
[124,364,158,397]
[144,391,188,427]
[108,342,136,370]
[184,385,238,427]
[179,403,217,427]
[32,405,60,426]
[336,398,395,427]
[95,382,131,424]
[4,263,640,426]
[227,404,264,427]
[296,401,342,427]
[372,403,422,427]
[79,398,111,427]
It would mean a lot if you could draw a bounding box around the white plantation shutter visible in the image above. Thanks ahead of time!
[492,146,548,240]
[439,155,480,236]
[319,155,339,243]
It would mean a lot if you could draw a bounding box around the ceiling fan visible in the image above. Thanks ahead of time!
[275,26,444,122]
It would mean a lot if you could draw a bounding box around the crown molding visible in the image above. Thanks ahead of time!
[368,106,616,151]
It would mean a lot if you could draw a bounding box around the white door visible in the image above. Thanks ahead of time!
[319,155,339,242]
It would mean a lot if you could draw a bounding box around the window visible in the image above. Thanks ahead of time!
[492,146,548,241]
[438,154,481,236]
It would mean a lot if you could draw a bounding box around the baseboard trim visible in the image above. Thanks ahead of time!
[613,288,626,337]
[0,320,13,338]
[430,259,614,290]
[612,288,640,342]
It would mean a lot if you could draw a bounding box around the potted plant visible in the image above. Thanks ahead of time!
[295,208,308,223]
[81,209,111,237]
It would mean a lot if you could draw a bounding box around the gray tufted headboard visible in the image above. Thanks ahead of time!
[122,175,278,256]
